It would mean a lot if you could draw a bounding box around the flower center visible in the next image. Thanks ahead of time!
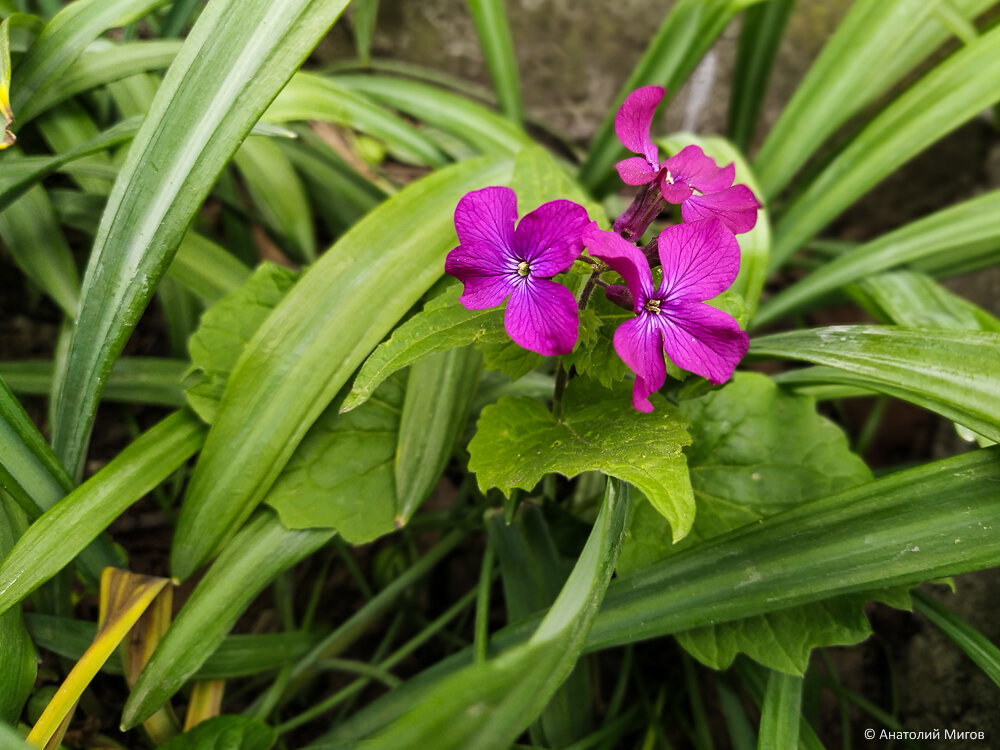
[644,298,661,314]
[663,169,675,185]
[517,260,531,277]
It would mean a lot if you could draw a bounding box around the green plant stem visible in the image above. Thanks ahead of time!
[552,362,569,420]
[316,659,402,688]
[255,528,466,713]
[274,585,480,734]
[474,537,494,664]
[552,265,603,420]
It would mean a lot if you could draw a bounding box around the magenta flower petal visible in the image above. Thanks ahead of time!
[587,221,747,410]
[612,315,666,413]
[658,175,693,204]
[515,199,591,276]
[682,185,760,234]
[659,301,749,385]
[662,145,734,194]
[444,241,516,309]
[583,223,655,309]
[616,156,658,186]
[446,189,591,357]
[505,278,579,356]
[658,220,741,304]
[697,161,736,195]
[454,185,518,254]
[615,86,664,168]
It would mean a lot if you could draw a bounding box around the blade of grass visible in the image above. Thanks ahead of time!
[352,0,378,65]
[0,357,187,407]
[0,377,119,584]
[726,0,795,152]
[233,135,316,262]
[0,410,206,617]
[159,0,201,38]
[26,570,171,748]
[911,589,1000,687]
[0,499,35,727]
[122,509,334,728]
[577,0,762,194]
[10,0,172,118]
[0,181,79,317]
[23,612,320,680]
[264,72,449,168]
[332,73,531,156]
[0,116,140,213]
[757,671,802,749]
[768,24,1000,271]
[18,39,181,123]
[168,232,252,304]
[171,156,512,579]
[748,326,1000,442]
[49,0,353,479]
[466,0,523,126]
[753,190,1000,328]
[753,0,996,199]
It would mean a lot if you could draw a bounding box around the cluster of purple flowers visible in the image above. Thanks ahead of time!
[445,86,758,412]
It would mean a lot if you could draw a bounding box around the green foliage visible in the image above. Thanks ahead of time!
[770,23,1000,269]
[156,715,277,750]
[750,327,1000,442]
[171,156,512,579]
[2,0,1000,743]
[124,510,334,728]
[755,190,1000,327]
[186,263,299,424]
[266,376,402,542]
[0,411,206,618]
[50,0,355,479]
[470,378,694,540]
[618,374,901,673]
[364,479,629,750]
[0,500,35,726]
[344,286,508,412]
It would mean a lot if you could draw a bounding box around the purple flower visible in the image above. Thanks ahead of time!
[445,186,590,356]
[614,86,760,235]
[584,219,749,412]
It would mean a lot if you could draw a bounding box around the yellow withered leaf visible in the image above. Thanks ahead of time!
[26,569,172,749]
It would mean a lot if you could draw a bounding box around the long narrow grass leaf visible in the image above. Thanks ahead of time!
[352,0,379,64]
[577,0,759,194]
[0,357,187,407]
[171,156,512,579]
[467,0,523,126]
[50,0,353,478]
[333,74,531,155]
[757,671,802,749]
[754,190,1000,328]
[0,410,206,616]
[912,589,1000,687]
[10,0,171,116]
[727,0,794,151]
[748,326,1000,441]
[265,73,449,167]
[769,24,1000,271]
[753,0,997,198]
[19,39,181,124]
[123,509,333,728]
